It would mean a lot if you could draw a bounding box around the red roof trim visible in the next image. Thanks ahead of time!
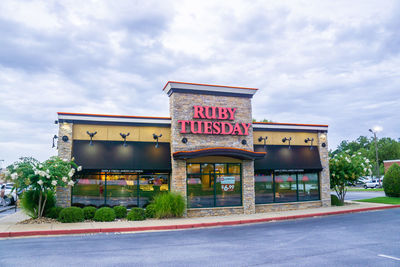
[253,122,328,127]
[57,112,171,120]
[163,81,258,91]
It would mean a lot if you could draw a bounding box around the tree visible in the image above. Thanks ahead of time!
[5,156,80,218]
[252,118,273,122]
[330,151,372,204]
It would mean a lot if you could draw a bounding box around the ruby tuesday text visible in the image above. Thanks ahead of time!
[178,106,251,136]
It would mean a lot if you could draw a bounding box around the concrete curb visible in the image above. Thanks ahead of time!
[0,206,15,213]
[1,205,399,238]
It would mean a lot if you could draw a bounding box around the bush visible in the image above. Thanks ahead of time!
[113,206,127,219]
[153,192,185,218]
[383,163,400,197]
[46,207,63,219]
[127,208,146,221]
[20,190,56,218]
[58,207,84,223]
[331,194,343,206]
[145,204,156,219]
[83,206,97,220]
[94,207,116,222]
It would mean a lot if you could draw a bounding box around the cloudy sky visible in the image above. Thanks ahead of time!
[0,0,399,168]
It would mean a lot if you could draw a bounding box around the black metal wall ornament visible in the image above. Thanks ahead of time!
[86,131,97,146]
[52,135,58,148]
[241,139,247,145]
[282,137,292,149]
[258,136,268,149]
[153,133,162,148]
[322,143,326,148]
[182,137,188,144]
[62,136,69,142]
[304,137,314,150]
[120,132,130,147]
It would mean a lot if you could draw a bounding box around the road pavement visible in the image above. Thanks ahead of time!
[0,208,399,266]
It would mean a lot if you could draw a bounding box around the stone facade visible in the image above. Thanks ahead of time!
[56,122,73,207]
[255,200,323,213]
[169,92,255,216]
[318,132,331,207]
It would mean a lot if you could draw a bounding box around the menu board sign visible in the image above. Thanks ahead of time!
[221,176,236,191]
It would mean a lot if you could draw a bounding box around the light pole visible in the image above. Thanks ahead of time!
[369,126,382,185]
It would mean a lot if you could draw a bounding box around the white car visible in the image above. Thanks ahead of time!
[364,179,382,189]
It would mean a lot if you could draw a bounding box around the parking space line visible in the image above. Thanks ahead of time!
[378,254,400,261]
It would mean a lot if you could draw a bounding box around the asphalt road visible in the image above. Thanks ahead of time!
[344,191,386,200]
[1,208,399,266]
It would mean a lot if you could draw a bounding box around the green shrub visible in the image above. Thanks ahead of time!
[145,204,156,219]
[127,208,146,221]
[153,192,185,218]
[46,207,63,219]
[94,207,116,222]
[113,206,127,219]
[58,207,84,223]
[20,190,56,218]
[383,163,400,197]
[331,194,343,206]
[83,206,97,220]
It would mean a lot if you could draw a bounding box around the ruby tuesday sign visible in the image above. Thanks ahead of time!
[178,106,251,135]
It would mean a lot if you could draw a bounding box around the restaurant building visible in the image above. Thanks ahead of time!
[56,81,330,217]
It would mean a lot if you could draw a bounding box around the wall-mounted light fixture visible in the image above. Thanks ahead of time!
[305,138,314,150]
[86,131,97,146]
[182,137,188,144]
[282,137,292,149]
[52,135,58,148]
[258,136,268,149]
[120,132,130,147]
[153,133,162,148]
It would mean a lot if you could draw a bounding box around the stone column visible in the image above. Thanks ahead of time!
[170,159,187,200]
[242,160,255,214]
[56,122,73,207]
[318,132,331,207]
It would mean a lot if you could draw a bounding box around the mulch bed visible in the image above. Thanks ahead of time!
[19,217,60,224]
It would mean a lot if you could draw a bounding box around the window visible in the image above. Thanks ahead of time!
[298,173,319,201]
[72,171,169,208]
[187,163,241,208]
[255,172,273,204]
[255,171,320,204]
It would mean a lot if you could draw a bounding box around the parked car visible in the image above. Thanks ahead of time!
[357,176,372,184]
[1,183,17,206]
[364,179,382,189]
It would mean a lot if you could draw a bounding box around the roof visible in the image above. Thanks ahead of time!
[163,81,258,98]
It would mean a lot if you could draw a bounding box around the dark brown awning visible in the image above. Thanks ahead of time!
[173,147,266,160]
[72,140,171,171]
[254,145,323,171]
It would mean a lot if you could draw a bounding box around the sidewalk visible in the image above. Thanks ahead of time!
[1,201,399,238]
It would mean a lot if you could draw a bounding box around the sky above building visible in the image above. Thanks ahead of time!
[0,0,399,168]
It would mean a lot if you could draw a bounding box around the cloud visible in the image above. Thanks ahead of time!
[0,0,399,168]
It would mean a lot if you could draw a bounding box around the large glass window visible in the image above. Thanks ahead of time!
[187,163,242,208]
[298,173,319,201]
[274,173,297,202]
[255,171,320,204]
[72,171,169,208]
[255,172,273,204]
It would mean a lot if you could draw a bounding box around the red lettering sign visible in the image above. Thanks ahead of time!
[178,106,251,136]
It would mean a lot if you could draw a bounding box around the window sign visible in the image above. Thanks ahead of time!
[221,176,236,191]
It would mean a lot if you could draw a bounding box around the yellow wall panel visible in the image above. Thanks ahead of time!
[253,131,318,146]
[73,125,108,140]
[139,127,171,142]
[107,126,140,141]
[72,124,171,142]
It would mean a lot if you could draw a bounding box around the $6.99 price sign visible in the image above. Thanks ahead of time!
[220,176,235,192]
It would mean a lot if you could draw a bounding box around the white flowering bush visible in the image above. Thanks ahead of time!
[330,150,372,204]
[5,156,81,218]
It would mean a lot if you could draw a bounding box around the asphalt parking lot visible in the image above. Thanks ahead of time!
[0,207,399,266]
